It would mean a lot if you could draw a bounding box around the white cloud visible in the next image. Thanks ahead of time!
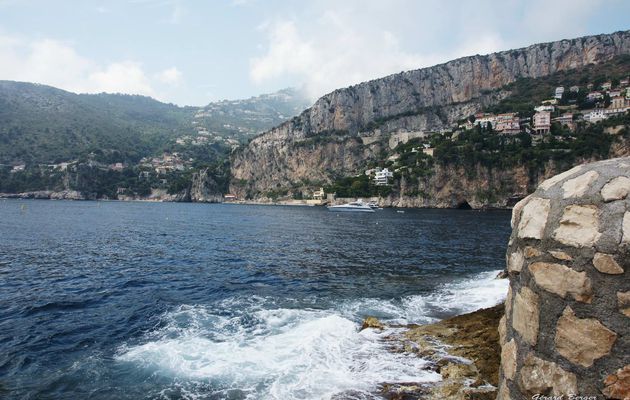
[249,10,506,101]
[0,33,184,100]
[155,66,183,86]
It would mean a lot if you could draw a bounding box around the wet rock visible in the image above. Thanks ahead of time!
[562,170,599,198]
[519,353,578,396]
[512,287,540,346]
[495,270,509,279]
[592,253,624,274]
[603,365,630,400]
[554,307,617,368]
[528,262,592,303]
[361,316,384,331]
[517,197,550,240]
[553,205,601,247]
[601,176,630,202]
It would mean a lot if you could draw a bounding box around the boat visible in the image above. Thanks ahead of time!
[327,200,375,213]
[367,201,379,209]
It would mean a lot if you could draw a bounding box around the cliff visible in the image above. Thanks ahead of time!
[230,30,630,204]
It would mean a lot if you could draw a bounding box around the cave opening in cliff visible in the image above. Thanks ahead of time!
[457,200,472,210]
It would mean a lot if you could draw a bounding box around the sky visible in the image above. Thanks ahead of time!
[0,0,628,106]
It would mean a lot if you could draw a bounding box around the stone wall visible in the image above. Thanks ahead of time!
[498,158,630,399]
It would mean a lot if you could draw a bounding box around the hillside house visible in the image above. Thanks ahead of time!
[374,168,394,186]
[533,111,551,134]
[554,86,565,99]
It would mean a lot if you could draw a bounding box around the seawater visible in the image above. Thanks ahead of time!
[0,200,511,399]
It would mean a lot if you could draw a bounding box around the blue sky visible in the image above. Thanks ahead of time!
[0,0,628,106]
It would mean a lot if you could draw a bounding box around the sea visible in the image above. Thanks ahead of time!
[0,199,511,399]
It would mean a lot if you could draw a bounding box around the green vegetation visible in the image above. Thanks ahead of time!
[324,174,392,198]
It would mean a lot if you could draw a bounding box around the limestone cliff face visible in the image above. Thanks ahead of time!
[231,30,630,201]
[189,168,224,203]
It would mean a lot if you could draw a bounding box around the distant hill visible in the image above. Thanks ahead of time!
[0,82,311,166]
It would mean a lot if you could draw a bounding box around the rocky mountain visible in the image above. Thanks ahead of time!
[193,88,312,142]
[230,30,630,206]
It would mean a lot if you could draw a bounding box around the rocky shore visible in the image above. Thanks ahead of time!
[361,303,505,400]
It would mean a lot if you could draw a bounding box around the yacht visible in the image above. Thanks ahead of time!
[327,200,375,213]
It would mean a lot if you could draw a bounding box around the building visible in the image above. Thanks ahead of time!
[313,188,325,200]
[602,81,612,91]
[621,78,629,87]
[374,168,393,186]
[495,113,521,134]
[587,91,604,102]
[224,194,238,201]
[10,164,25,173]
[609,90,622,98]
[611,96,628,110]
[533,111,551,134]
[583,109,607,123]
[553,113,575,131]
[534,105,555,113]
[569,85,580,93]
[554,86,565,99]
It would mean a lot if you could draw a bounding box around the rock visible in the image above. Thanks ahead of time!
[553,205,601,247]
[539,165,584,190]
[523,246,541,258]
[548,250,573,261]
[562,170,599,198]
[603,365,630,400]
[518,353,578,396]
[495,270,509,279]
[507,250,524,273]
[497,380,511,400]
[618,291,630,317]
[601,176,630,202]
[511,195,531,228]
[528,262,592,303]
[501,339,517,380]
[517,198,551,240]
[512,287,539,346]
[361,316,384,330]
[592,253,624,274]
[623,212,630,243]
[555,307,617,368]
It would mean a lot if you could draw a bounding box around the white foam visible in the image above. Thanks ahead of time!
[116,270,508,399]
[117,308,440,399]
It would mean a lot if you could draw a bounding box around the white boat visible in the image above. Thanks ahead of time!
[327,200,375,213]
[367,201,379,209]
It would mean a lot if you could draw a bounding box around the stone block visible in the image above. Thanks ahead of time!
[518,353,577,396]
[592,253,624,274]
[529,262,592,303]
[501,339,517,380]
[553,205,601,247]
[562,170,599,198]
[603,365,630,400]
[601,176,630,202]
[555,307,617,367]
[517,197,551,240]
[512,287,540,346]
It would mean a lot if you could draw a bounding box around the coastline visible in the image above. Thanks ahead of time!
[0,192,518,210]
[372,303,505,400]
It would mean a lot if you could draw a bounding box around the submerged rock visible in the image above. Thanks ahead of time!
[361,316,385,331]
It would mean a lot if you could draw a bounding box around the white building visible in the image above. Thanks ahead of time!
[374,168,394,186]
[554,87,565,100]
[534,105,555,113]
[583,109,607,123]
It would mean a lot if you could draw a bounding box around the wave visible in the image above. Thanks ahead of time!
[116,270,507,399]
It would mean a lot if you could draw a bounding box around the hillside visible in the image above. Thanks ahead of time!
[230,30,630,207]
[0,82,309,199]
